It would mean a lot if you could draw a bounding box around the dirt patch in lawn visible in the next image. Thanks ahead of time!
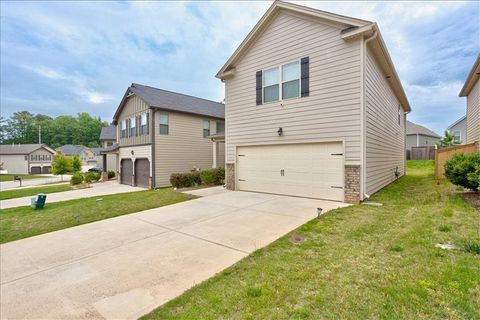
[459,191,480,212]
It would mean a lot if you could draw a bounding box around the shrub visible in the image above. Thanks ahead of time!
[200,167,225,185]
[444,153,480,191]
[84,172,101,183]
[170,172,201,188]
[70,173,84,185]
[107,170,116,179]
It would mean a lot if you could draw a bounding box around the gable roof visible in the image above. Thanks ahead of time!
[216,0,410,112]
[0,144,55,155]
[459,54,480,97]
[447,115,467,130]
[100,125,116,141]
[57,144,88,156]
[406,121,441,138]
[91,147,103,156]
[112,83,225,124]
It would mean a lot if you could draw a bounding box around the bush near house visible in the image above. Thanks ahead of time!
[200,167,225,185]
[444,153,480,191]
[170,172,202,188]
[107,170,116,179]
[84,172,101,183]
[70,173,84,185]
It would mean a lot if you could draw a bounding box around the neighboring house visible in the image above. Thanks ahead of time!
[406,121,441,150]
[91,147,104,168]
[0,144,55,174]
[107,83,225,188]
[216,1,411,203]
[57,145,97,166]
[459,54,480,149]
[447,116,467,144]
[99,125,118,173]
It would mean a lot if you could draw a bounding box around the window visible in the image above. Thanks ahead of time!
[141,113,149,135]
[281,61,300,100]
[216,121,225,134]
[107,141,113,147]
[25,155,28,161]
[31,155,34,161]
[130,116,136,136]
[160,114,169,135]
[453,131,461,143]
[263,67,279,103]
[121,119,127,138]
[203,120,210,138]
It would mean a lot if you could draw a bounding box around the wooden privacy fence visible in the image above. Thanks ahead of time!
[435,142,479,179]
[409,146,435,160]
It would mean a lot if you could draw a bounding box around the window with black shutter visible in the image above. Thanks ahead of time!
[301,56,309,97]
[256,71,262,105]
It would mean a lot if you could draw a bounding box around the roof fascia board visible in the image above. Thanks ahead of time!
[459,55,480,97]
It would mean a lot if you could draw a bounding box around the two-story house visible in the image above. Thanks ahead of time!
[216,1,410,203]
[110,83,225,188]
[0,144,55,174]
[57,145,97,166]
[459,54,480,149]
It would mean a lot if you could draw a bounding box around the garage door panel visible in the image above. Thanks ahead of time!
[121,159,133,186]
[135,159,150,188]
[237,142,343,201]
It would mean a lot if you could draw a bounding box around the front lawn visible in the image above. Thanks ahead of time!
[0,174,45,182]
[0,183,74,200]
[0,188,192,244]
[143,160,480,319]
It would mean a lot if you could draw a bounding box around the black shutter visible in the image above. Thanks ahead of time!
[146,113,150,134]
[301,57,309,97]
[256,70,262,105]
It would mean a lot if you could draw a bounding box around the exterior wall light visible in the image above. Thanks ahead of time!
[277,127,283,136]
[131,150,134,155]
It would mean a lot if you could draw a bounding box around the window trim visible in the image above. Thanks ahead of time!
[262,59,301,104]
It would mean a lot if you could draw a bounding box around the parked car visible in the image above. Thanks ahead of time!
[88,167,102,173]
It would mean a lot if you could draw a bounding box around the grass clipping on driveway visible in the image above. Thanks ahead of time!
[0,188,192,244]
[143,161,480,320]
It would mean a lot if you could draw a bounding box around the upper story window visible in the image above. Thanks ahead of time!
[203,120,210,138]
[216,121,225,134]
[107,141,113,147]
[140,113,149,135]
[256,57,309,106]
[453,131,461,143]
[263,67,279,103]
[130,116,136,137]
[121,119,127,138]
[159,114,169,135]
[282,61,300,99]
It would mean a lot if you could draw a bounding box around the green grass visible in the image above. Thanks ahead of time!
[0,188,192,244]
[0,183,74,200]
[0,174,45,182]
[143,160,480,320]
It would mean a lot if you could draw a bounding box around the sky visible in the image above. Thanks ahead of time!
[1,0,479,134]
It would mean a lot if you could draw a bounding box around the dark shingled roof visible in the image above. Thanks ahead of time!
[57,144,87,156]
[91,147,103,156]
[0,144,54,155]
[100,125,117,141]
[113,83,225,123]
[406,121,441,138]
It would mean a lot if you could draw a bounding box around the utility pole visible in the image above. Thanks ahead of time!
[38,125,41,144]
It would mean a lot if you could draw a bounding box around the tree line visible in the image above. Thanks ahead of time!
[0,111,108,148]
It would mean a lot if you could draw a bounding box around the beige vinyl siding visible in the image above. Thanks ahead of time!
[29,148,53,163]
[448,118,467,145]
[118,95,151,147]
[466,79,480,144]
[0,154,29,174]
[365,47,405,195]
[154,111,216,187]
[224,10,362,164]
[216,142,225,168]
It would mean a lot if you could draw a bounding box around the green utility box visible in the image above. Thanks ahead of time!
[31,194,47,209]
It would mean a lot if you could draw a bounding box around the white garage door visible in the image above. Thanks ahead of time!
[236,142,344,201]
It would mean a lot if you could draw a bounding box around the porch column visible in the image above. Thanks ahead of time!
[212,141,217,168]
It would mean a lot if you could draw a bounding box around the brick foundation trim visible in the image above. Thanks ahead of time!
[225,163,235,190]
[345,164,361,204]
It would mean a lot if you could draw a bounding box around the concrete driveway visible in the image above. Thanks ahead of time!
[0,181,145,209]
[0,190,348,319]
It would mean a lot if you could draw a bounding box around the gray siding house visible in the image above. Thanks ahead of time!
[459,55,480,148]
[109,83,225,188]
[447,116,467,144]
[406,121,441,150]
[216,1,410,203]
[0,144,55,174]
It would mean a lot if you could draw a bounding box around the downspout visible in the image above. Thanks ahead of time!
[151,109,156,189]
[362,29,378,200]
